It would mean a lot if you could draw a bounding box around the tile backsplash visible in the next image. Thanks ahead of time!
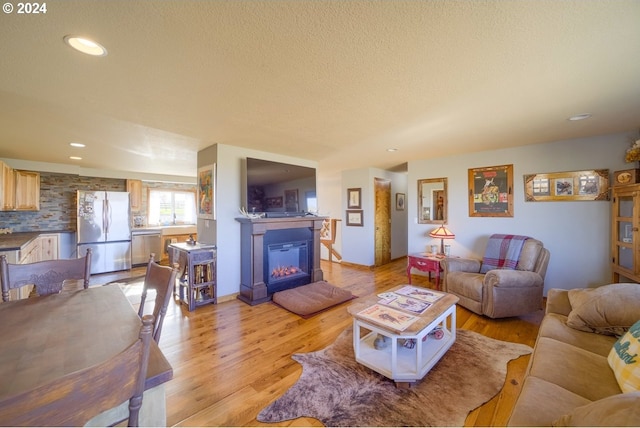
[0,173,124,232]
[0,172,197,233]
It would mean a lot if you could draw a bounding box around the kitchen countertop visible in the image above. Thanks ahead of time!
[0,231,74,252]
[132,227,163,234]
[133,225,197,235]
[0,226,196,251]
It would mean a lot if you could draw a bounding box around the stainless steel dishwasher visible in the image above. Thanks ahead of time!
[131,229,163,266]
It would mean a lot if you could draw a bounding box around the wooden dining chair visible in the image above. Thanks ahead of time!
[0,248,92,302]
[0,314,154,427]
[138,253,179,342]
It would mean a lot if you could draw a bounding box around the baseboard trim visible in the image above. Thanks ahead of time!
[217,293,238,303]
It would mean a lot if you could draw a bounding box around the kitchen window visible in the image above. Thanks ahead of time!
[148,189,196,226]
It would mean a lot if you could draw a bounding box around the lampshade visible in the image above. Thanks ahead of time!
[429,225,455,255]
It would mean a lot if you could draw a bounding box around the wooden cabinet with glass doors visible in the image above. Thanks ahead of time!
[611,184,640,282]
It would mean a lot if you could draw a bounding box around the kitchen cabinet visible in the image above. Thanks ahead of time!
[0,161,15,210]
[20,237,41,264]
[14,170,40,211]
[10,237,42,300]
[39,233,59,261]
[126,179,143,212]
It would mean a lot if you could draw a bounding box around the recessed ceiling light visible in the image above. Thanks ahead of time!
[63,35,107,57]
[69,156,82,160]
[568,113,592,121]
[386,148,398,152]
[69,142,85,148]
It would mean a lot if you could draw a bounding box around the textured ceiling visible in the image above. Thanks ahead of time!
[0,0,639,178]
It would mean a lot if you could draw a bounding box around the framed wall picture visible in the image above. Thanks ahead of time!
[395,193,405,211]
[468,164,514,217]
[524,169,609,201]
[347,188,361,209]
[197,164,215,219]
[346,209,363,226]
[284,189,299,211]
[265,196,283,208]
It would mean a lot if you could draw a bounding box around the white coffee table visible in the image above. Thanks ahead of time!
[348,286,458,387]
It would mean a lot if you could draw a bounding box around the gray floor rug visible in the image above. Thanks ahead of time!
[257,327,532,427]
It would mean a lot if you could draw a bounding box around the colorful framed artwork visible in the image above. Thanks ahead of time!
[197,164,215,219]
[468,164,514,217]
[524,169,609,201]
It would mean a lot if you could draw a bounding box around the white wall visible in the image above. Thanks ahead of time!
[407,132,633,294]
[317,170,343,260]
[341,167,408,266]
[203,131,634,298]
[197,143,318,299]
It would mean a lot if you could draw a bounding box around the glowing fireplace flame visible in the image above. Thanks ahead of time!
[271,265,300,278]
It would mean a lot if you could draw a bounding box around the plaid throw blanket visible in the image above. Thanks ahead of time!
[480,234,530,274]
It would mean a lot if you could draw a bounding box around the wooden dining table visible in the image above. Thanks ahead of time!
[0,284,173,426]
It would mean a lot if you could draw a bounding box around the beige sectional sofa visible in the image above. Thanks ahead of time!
[508,284,640,426]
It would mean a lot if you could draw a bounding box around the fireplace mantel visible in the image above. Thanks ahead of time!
[236,216,326,305]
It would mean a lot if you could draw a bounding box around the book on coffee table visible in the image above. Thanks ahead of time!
[394,285,444,304]
[378,294,431,315]
[356,304,418,331]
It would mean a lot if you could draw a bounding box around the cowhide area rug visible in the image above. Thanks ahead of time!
[257,327,532,427]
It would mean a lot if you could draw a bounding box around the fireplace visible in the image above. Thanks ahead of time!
[236,216,326,305]
[266,241,310,293]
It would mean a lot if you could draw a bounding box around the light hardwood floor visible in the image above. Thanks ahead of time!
[95,258,543,427]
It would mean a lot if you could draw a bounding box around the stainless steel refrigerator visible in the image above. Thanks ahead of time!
[77,190,132,274]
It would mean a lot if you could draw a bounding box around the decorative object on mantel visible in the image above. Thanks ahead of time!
[238,207,265,219]
[257,327,532,427]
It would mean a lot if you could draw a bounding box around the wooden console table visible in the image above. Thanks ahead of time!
[407,253,445,289]
[169,242,217,311]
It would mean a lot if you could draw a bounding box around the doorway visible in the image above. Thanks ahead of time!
[374,178,391,266]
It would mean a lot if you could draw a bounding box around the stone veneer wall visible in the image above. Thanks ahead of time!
[0,172,196,232]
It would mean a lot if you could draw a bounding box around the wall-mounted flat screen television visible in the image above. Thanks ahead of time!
[246,157,317,217]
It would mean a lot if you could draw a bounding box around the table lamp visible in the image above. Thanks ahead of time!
[429,225,455,255]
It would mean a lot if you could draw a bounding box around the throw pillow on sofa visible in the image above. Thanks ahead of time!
[566,283,640,336]
[608,319,640,393]
[552,391,640,427]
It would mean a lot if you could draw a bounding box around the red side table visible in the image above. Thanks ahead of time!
[407,253,445,290]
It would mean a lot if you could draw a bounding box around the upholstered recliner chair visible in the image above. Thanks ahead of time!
[441,235,550,318]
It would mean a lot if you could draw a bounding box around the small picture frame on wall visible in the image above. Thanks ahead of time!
[346,209,363,226]
[347,188,361,209]
[396,193,405,211]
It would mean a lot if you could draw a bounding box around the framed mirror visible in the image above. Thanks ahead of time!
[418,177,448,224]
